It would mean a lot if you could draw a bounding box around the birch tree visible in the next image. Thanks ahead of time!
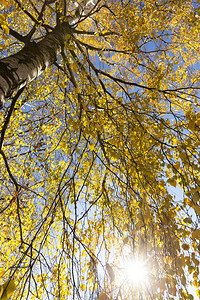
[0,0,200,299]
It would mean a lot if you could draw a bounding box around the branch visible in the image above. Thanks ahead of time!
[67,0,98,25]
[0,26,25,43]
[73,28,119,36]
[75,38,130,54]
[14,0,39,24]
[13,0,52,42]
[0,149,24,243]
[0,87,25,150]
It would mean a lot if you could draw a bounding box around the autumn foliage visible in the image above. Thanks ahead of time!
[0,0,200,299]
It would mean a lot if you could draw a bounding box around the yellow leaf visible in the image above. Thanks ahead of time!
[74,87,79,94]
[191,229,200,240]
[80,284,86,291]
[194,205,200,215]
[182,243,190,251]
[188,266,194,274]
[1,24,9,35]
[60,141,66,148]
[109,150,120,161]
[89,144,95,151]
[167,178,177,187]
[193,192,200,202]
[0,286,3,299]
[184,198,194,207]
[196,289,200,298]
[106,263,115,282]
[0,0,9,8]
[168,285,176,296]
[0,279,16,300]
[98,292,110,300]
[123,236,129,246]
[193,280,199,288]
[183,217,192,224]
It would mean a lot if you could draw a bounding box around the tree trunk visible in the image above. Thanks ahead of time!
[0,0,93,107]
[0,22,71,107]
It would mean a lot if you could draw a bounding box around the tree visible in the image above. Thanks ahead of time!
[0,0,199,299]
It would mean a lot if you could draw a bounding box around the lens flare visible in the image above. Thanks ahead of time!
[124,259,148,284]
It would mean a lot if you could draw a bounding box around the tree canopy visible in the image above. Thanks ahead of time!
[0,0,200,299]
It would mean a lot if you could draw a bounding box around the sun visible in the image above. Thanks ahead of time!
[124,259,149,285]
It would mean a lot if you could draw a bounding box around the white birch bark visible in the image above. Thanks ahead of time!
[0,0,94,106]
[0,24,68,106]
